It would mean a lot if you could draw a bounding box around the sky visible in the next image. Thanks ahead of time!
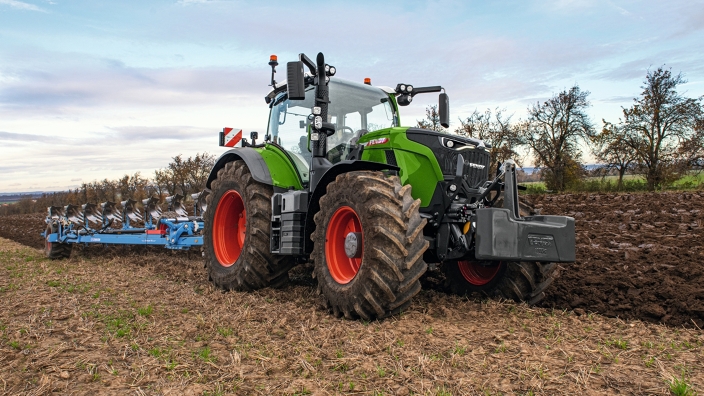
[1,0,703,193]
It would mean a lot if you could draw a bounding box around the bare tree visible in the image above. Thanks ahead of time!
[519,85,595,191]
[617,67,703,190]
[154,153,216,196]
[417,105,447,133]
[456,108,522,175]
[592,121,638,189]
[678,118,704,171]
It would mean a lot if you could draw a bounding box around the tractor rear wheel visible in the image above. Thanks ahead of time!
[203,160,294,291]
[312,171,428,320]
[44,223,72,259]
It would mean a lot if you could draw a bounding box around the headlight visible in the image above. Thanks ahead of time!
[314,116,322,129]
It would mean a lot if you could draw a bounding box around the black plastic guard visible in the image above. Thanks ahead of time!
[474,208,575,263]
[206,148,272,189]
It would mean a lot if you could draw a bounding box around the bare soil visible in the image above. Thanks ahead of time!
[1,238,702,395]
[524,192,704,329]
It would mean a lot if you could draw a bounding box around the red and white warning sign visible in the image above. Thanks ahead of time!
[222,127,242,147]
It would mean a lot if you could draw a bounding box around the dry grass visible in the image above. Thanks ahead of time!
[0,237,702,395]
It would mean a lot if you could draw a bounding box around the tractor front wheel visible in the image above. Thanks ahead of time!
[312,171,428,320]
[203,160,294,291]
[443,260,557,305]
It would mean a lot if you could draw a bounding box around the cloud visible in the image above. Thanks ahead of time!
[0,131,49,141]
[599,95,636,104]
[8,183,20,186]
[107,126,214,142]
[0,55,266,114]
[0,0,46,12]
[70,178,81,182]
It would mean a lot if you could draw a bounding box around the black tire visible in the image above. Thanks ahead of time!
[312,171,429,320]
[442,260,557,305]
[44,223,72,259]
[442,202,557,305]
[203,160,294,291]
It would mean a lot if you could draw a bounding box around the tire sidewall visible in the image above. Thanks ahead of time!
[204,178,249,277]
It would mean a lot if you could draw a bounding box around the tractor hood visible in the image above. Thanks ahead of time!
[405,128,492,149]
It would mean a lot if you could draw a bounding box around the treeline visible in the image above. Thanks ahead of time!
[421,67,704,192]
[1,153,214,216]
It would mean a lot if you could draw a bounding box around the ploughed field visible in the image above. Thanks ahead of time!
[2,191,702,328]
[524,192,704,329]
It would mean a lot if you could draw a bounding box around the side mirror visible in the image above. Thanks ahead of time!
[286,61,305,100]
[439,93,449,128]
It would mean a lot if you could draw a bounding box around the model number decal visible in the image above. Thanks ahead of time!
[363,137,389,146]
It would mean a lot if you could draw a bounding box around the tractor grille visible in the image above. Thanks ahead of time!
[438,148,490,189]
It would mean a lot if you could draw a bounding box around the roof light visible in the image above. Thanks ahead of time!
[364,77,371,85]
[406,85,413,93]
[269,54,277,62]
[400,84,406,91]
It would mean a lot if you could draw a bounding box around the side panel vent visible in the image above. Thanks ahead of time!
[385,150,397,166]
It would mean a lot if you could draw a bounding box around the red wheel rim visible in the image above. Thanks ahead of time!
[458,260,501,286]
[212,190,246,267]
[325,206,363,284]
[45,227,52,252]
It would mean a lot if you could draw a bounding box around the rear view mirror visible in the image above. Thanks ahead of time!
[439,93,449,128]
[286,61,305,100]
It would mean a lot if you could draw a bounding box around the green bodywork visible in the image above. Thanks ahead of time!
[357,127,443,207]
[254,144,304,190]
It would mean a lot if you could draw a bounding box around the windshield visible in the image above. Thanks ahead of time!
[268,78,396,183]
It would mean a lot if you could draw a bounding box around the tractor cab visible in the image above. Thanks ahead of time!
[267,78,397,183]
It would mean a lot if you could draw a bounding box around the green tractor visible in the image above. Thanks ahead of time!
[203,52,575,320]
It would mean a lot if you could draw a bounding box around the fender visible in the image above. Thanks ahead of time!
[206,148,272,189]
[303,160,400,254]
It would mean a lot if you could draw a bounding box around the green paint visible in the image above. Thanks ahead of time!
[254,145,304,190]
[359,127,443,207]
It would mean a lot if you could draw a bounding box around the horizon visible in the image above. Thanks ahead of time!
[1,0,703,193]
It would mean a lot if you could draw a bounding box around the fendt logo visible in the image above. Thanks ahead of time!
[528,235,554,247]
[468,163,485,169]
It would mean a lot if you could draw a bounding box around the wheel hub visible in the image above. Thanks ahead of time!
[344,232,362,258]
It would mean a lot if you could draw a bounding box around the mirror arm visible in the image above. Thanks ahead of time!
[299,53,317,75]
